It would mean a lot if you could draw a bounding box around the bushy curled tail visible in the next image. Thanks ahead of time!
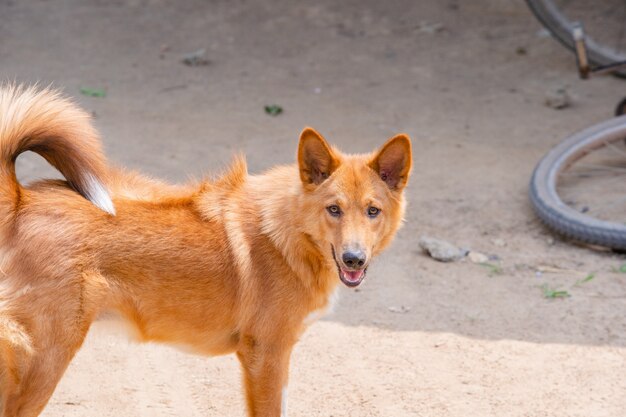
[0,84,115,218]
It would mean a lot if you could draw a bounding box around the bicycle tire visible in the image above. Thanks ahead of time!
[530,115,626,249]
[525,0,626,77]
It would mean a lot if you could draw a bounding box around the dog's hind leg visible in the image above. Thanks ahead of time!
[0,318,89,417]
[2,352,76,417]
[0,275,98,417]
[0,340,23,415]
[0,313,34,413]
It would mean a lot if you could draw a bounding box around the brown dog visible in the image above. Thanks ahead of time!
[0,85,412,417]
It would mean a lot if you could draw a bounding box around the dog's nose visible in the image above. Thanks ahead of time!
[342,250,367,269]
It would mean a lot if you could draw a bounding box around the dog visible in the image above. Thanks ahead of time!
[0,85,412,417]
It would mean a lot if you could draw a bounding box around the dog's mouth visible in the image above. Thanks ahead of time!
[331,245,367,288]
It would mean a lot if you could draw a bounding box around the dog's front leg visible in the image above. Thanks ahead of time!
[237,335,293,417]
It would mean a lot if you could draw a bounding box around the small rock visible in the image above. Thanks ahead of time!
[388,306,411,314]
[416,21,445,35]
[492,238,507,248]
[545,87,572,109]
[467,251,489,264]
[181,49,211,66]
[419,236,467,262]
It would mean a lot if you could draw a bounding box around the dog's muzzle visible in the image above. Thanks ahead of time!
[331,245,368,287]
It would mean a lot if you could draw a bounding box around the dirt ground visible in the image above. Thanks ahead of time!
[2,0,626,416]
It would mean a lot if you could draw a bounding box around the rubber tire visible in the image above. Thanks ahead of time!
[525,0,626,77]
[530,116,626,249]
[616,97,626,117]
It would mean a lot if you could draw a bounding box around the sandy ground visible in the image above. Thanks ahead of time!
[2,0,626,416]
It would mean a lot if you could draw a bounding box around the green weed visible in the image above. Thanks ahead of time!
[79,87,106,98]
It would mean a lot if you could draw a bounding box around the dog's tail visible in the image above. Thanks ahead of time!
[0,84,115,220]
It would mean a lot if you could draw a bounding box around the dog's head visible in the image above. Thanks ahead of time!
[297,127,412,288]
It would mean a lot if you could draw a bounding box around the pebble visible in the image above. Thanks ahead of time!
[388,306,411,314]
[181,49,211,66]
[419,236,467,262]
[545,86,572,109]
[467,251,489,264]
[416,21,445,34]
[492,238,507,248]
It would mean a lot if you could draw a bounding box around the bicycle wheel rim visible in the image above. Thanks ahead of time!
[530,115,626,249]
[525,0,626,77]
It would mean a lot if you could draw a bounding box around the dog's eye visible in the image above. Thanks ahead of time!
[367,206,381,217]
[327,205,341,217]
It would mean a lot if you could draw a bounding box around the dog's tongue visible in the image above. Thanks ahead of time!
[342,269,365,283]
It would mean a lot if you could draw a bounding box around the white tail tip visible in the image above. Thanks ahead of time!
[84,174,116,215]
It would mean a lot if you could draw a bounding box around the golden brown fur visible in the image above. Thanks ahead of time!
[0,85,412,417]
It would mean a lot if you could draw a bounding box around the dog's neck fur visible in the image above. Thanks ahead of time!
[197,160,339,311]
[253,165,338,297]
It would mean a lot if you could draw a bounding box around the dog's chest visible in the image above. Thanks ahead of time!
[303,288,340,326]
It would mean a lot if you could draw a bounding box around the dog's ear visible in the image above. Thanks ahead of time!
[369,134,412,191]
[298,127,339,186]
